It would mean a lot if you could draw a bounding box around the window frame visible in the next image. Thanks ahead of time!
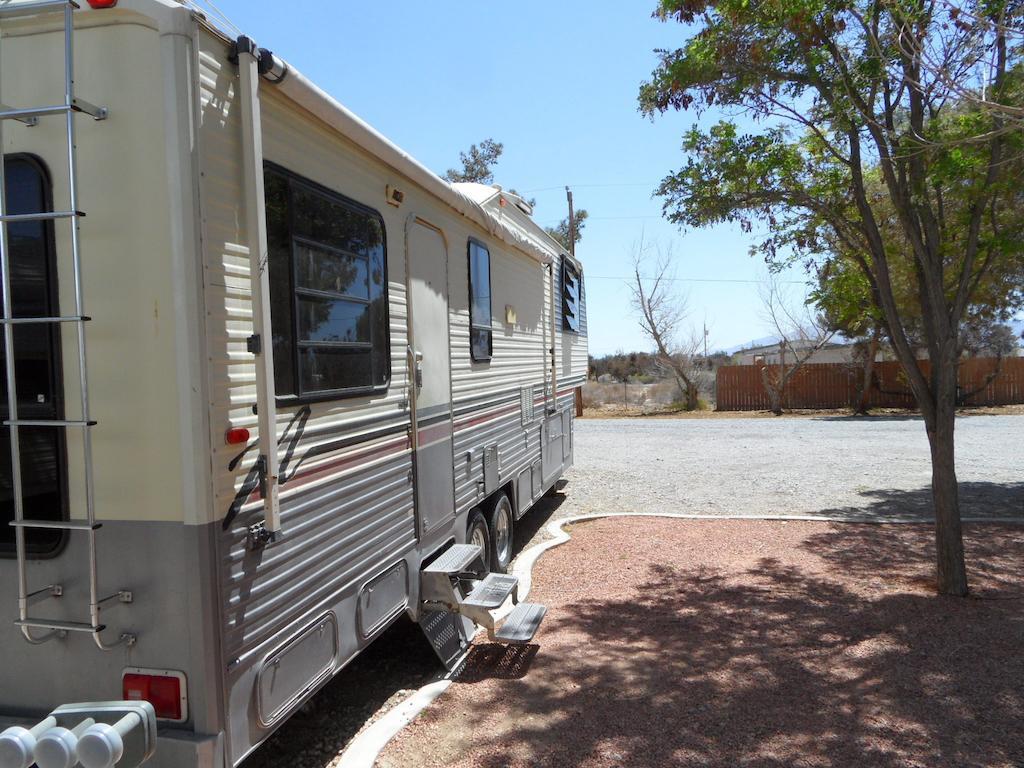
[0,153,69,560]
[466,237,493,362]
[561,255,583,334]
[264,162,392,404]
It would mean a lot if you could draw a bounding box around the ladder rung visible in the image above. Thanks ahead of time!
[0,99,107,122]
[3,419,96,427]
[0,315,90,324]
[0,104,68,121]
[15,618,103,634]
[0,0,79,18]
[0,210,83,223]
[10,519,101,531]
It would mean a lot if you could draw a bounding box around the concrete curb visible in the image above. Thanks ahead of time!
[337,511,1023,766]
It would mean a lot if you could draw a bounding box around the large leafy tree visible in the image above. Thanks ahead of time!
[640,0,1024,595]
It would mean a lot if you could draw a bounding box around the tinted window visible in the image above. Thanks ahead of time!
[1,156,67,557]
[264,165,390,399]
[468,240,492,361]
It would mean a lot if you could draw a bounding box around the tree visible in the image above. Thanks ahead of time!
[444,140,590,251]
[759,277,836,415]
[810,257,886,413]
[640,0,1024,595]
[443,138,504,184]
[630,243,708,410]
[546,209,590,250]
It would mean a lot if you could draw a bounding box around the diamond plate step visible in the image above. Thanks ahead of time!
[423,543,484,575]
[495,602,546,645]
[462,573,518,610]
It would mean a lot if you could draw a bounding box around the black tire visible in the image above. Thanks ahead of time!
[467,509,491,573]
[487,493,514,574]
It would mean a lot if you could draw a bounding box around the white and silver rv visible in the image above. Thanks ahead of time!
[0,1,588,765]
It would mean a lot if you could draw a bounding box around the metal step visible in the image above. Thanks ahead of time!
[10,519,101,531]
[0,0,78,18]
[15,618,103,634]
[495,602,546,645]
[0,210,83,223]
[462,573,518,611]
[423,543,484,575]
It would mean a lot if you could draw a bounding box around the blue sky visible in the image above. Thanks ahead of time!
[206,0,812,355]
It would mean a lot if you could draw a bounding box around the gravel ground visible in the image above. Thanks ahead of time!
[241,411,1023,767]
[563,412,1024,524]
[379,517,1024,768]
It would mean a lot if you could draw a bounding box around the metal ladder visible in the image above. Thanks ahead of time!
[0,0,132,649]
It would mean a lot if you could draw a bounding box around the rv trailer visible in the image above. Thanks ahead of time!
[0,1,588,766]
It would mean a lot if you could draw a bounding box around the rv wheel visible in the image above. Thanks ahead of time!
[488,493,514,574]
[467,509,491,572]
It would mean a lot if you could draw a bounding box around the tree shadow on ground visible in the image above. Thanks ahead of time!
[818,481,1024,521]
[431,523,1024,768]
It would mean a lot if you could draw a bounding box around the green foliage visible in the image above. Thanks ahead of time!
[545,209,589,250]
[443,138,504,184]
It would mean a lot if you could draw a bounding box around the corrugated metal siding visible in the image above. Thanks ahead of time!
[197,34,416,669]
[449,236,549,515]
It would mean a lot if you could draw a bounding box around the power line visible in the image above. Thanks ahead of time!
[587,275,806,285]
[523,182,660,193]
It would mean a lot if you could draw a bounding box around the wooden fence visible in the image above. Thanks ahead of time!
[716,357,1024,411]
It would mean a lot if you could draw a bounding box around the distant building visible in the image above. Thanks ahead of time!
[733,339,877,366]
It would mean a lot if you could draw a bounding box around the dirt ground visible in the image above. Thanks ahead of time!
[378,518,1024,768]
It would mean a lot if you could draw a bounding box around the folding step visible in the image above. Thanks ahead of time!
[462,573,518,611]
[494,602,547,645]
[423,543,484,576]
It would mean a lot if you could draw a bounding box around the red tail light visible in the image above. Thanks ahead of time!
[87,0,118,7]
[122,670,187,722]
[225,427,251,445]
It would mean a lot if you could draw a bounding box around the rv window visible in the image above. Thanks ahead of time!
[468,239,492,361]
[1,155,68,558]
[264,165,390,400]
[562,257,582,333]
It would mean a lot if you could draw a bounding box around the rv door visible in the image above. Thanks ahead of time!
[405,218,455,538]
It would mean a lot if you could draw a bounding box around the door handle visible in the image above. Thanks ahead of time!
[407,345,423,389]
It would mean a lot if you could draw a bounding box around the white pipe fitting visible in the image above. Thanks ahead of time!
[76,713,140,768]
[34,719,96,768]
[0,717,56,768]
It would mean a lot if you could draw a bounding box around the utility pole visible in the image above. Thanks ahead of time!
[565,186,575,257]
[703,321,709,360]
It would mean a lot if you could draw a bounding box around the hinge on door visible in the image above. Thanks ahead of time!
[247,334,262,354]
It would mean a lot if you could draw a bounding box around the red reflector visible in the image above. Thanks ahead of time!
[225,427,250,445]
[87,0,118,7]
[123,672,183,721]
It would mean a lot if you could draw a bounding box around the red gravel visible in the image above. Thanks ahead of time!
[377,519,1024,768]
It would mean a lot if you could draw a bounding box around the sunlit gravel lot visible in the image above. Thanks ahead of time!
[563,413,1024,522]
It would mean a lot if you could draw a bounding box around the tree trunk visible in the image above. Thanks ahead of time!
[855,331,880,415]
[760,366,783,415]
[685,382,700,411]
[925,371,969,596]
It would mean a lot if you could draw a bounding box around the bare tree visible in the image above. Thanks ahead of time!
[630,243,707,411]
[759,277,836,415]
